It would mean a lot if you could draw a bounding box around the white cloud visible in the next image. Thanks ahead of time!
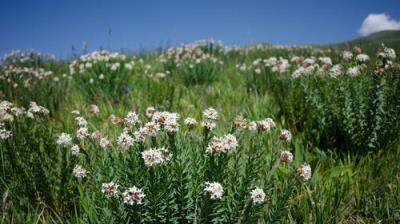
[359,13,400,36]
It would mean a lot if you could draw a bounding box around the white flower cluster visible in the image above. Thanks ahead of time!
[73,165,87,178]
[69,50,132,75]
[141,147,172,166]
[279,129,292,142]
[204,182,224,200]
[184,117,197,128]
[280,150,294,163]
[0,65,57,88]
[202,107,218,131]
[297,163,312,181]
[57,133,73,147]
[159,43,224,69]
[250,188,266,204]
[101,181,120,198]
[206,134,238,153]
[123,186,146,205]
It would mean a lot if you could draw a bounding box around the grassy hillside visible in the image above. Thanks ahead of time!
[328,30,400,54]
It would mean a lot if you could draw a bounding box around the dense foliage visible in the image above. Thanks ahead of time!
[0,41,399,223]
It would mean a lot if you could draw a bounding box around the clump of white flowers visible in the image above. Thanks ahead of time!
[141,147,172,166]
[356,54,370,63]
[57,133,72,147]
[378,45,396,60]
[280,150,293,163]
[89,104,100,114]
[124,111,140,126]
[102,181,119,198]
[342,51,353,60]
[279,129,292,142]
[203,107,218,120]
[206,134,238,153]
[70,145,80,155]
[204,182,224,200]
[117,131,134,148]
[250,188,266,204]
[184,117,197,128]
[202,107,218,131]
[257,118,276,132]
[73,165,87,178]
[297,164,312,181]
[0,128,12,140]
[347,66,360,77]
[123,186,145,205]
[28,102,49,115]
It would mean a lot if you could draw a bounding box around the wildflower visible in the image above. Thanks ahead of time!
[319,57,332,66]
[280,150,293,163]
[342,51,353,60]
[254,68,262,74]
[356,54,370,63]
[246,121,257,131]
[57,133,72,147]
[250,188,266,204]
[71,145,80,155]
[141,147,172,166]
[117,131,134,148]
[0,129,12,140]
[204,182,224,200]
[257,118,276,131]
[75,117,88,127]
[73,165,87,178]
[102,181,119,198]
[11,107,24,117]
[164,118,180,133]
[378,45,396,60]
[279,129,292,142]
[145,107,157,118]
[202,120,216,131]
[206,134,238,153]
[123,186,145,205]
[184,117,197,128]
[89,104,99,114]
[28,102,49,115]
[347,66,360,77]
[99,137,112,149]
[133,127,148,142]
[203,107,218,120]
[297,163,312,181]
[144,121,160,136]
[124,111,140,126]
[76,127,89,140]
[329,64,342,78]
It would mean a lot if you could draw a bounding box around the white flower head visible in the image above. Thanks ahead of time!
[203,107,218,120]
[204,182,223,200]
[71,145,80,155]
[184,117,197,128]
[102,181,119,198]
[57,133,72,147]
[250,188,266,204]
[280,150,293,163]
[141,147,172,166]
[123,186,145,205]
[117,132,134,148]
[279,129,292,142]
[125,111,140,126]
[297,163,312,181]
[73,165,87,178]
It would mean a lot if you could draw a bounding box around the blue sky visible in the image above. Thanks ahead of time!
[1,0,399,58]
